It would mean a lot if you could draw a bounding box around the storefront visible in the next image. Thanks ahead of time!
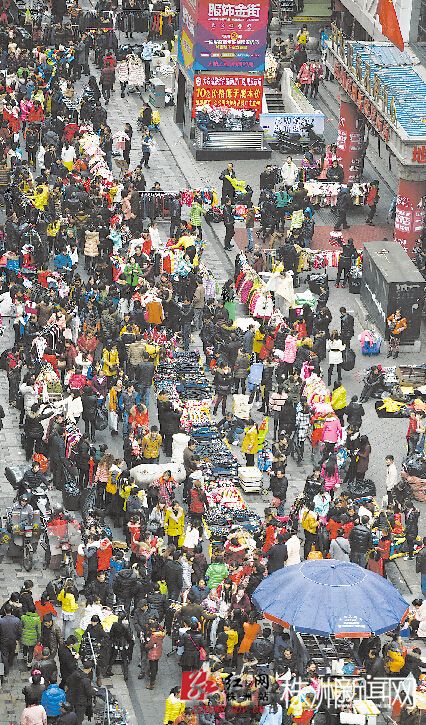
[325,27,426,256]
[175,0,271,159]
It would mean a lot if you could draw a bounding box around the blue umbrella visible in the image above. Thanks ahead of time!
[252,560,409,637]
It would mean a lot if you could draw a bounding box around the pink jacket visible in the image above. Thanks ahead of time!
[283,335,298,363]
[298,63,311,84]
[321,462,341,491]
[322,416,342,443]
[20,705,47,725]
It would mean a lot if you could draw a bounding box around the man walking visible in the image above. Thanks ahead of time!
[223,199,235,251]
[0,604,22,676]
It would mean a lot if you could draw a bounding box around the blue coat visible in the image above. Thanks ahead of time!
[41,684,66,717]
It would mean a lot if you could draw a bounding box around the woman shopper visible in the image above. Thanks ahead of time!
[241,419,259,466]
[326,330,345,387]
[57,582,79,640]
[356,435,371,482]
[21,605,42,666]
[387,308,407,359]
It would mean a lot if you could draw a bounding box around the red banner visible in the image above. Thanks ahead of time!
[192,73,263,117]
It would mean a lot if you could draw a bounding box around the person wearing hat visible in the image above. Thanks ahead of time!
[23,669,46,707]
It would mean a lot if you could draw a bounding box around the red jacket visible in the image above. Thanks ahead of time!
[97,542,112,571]
[189,488,207,514]
[27,106,45,123]
[146,630,165,660]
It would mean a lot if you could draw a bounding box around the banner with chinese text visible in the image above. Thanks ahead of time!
[193,0,269,72]
[192,73,263,117]
[177,0,198,74]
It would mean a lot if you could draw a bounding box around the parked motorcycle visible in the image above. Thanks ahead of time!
[5,466,52,523]
[277,122,325,155]
[6,506,41,571]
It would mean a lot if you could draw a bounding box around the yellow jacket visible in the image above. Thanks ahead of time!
[102,348,120,376]
[141,433,162,459]
[253,329,265,354]
[164,507,185,537]
[241,426,258,455]
[57,590,78,613]
[331,385,347,411]
[301,509,319,534]
[163,695,185,725]
[226,628,239,655]
[108,385,120,412]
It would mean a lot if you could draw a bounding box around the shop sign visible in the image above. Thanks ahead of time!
[412,145,426,163]
[333,61,392,142]
[192,73,263,116]
[193,0,269,72]
[394,195,426,235]
[259,112,324,141]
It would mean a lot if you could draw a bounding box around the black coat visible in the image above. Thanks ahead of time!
[113,569,137,601]
[49,432,66,463]
[349,524,373,553]
[81,392,98,421]
[164,560,183,592]
[405,509,420,537]
[66,669,93,707]
[180,630,207,670]
[57,646,75,681]
[270,475,288,501]
[137,361,155,388]
[158,402,181,435]
[267,543,288,573]
[346,401,365,426]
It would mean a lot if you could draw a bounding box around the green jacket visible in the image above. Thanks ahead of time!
[275,190,292,209]
[21,611,41,646]
[190,202,204,227]
[205,562,229,589]
[123,262,142,287]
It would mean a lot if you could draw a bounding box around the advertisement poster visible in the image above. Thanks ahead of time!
[192,73,263,116]
[177,0,198,72]
[193,0,269,72]
[259,113,325,141]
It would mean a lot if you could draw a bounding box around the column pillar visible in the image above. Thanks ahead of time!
[336,96,365,183]
[394,177,426,257]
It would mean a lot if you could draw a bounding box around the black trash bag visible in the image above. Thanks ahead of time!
[95,407,108,431]
[347,478,376,497]
[341,347,356,371]
[205,209,223,224]
[62,469,81,511]
[403,455,426,479]
[308,273,328,295]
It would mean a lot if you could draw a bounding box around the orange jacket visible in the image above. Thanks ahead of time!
[387,315,407,336]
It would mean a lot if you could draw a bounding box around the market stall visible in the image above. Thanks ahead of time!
[154,351,263,545]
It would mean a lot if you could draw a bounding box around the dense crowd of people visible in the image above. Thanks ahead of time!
[0,3,425,725]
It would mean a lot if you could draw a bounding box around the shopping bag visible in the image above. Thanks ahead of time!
[341,347,355,371]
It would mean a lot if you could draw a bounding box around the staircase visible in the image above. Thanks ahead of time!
[265,92,286,113]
